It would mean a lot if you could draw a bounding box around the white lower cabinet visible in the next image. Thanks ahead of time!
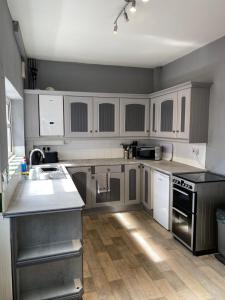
[67,167,92,208]
[125,164,141,205]
[92,171,124,207]
[141,165,152,210]
[152,170,170,230]
[67,165,170,232]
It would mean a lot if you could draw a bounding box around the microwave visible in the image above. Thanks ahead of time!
[136,146,162,161]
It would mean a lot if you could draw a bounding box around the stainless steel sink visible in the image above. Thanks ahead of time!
[41,167,59,172]
[29,166,66,180]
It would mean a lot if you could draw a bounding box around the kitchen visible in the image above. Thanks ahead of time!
[1,0,225,299]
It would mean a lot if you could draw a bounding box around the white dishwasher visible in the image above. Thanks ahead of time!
[152,170,170,230]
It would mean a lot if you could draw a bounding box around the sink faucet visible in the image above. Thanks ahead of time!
[29,148,45,169]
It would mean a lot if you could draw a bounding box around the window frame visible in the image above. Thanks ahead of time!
[6,96,13,158]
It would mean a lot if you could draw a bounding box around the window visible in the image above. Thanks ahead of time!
[6,97,13,157]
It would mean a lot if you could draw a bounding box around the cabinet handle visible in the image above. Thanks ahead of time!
[90,130,93,133]
[173,130,175,133]
[147,130,150,133]
[176,130,179,133]
[92,176,95,180]
[95,130,98,133]
[107,168,110,172]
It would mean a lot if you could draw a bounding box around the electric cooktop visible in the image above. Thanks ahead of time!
[175,171,225,184]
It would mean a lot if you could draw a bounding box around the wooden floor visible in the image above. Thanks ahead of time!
[83,210,225,300]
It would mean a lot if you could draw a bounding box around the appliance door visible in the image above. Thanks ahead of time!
[137,147,155,159]
[173,185,195,213]
[172,207,195,250]
[153,171,170,230]
[172,185,196,250]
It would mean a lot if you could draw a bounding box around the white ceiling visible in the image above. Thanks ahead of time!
[7,0,225,68]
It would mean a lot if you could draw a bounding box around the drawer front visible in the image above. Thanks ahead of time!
[95,165,122,174]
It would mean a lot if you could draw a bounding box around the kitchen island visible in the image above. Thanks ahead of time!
[4,165,84,300]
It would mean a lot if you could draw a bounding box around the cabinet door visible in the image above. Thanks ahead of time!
[39,95,64,136]
[120,98,150,136]
[64,96,93,137]
[158,92,177,138]
[150,97,160,137]
[141,166,152,210]
[125,165,140,205]
[24,93,40,138]
[176,89,191,139]
[67,167,92,208]
[93,172,124,207]
[93,97,119,137]
[152,170,170,230]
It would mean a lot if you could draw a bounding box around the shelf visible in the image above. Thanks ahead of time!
[17,240,82,267]
[21,278,83,300]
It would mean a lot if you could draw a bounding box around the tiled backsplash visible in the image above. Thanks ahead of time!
[142,139,206,168]
[26,138,206,168]
[29,139,130,161]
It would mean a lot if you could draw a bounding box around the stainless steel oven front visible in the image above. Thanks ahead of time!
[172,178,196,251]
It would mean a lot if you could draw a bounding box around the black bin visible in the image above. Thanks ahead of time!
[215,208,225,264]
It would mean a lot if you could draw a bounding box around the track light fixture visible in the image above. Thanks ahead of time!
[123,10,129,22]
[113,0,149,34]
[113,23,118,34]
[130,0,136,13]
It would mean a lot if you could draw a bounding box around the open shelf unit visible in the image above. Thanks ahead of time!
[11,210,83,300]
[17,239,82,266]
[21,278,83,300]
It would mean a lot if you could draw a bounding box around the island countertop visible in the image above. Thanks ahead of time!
[4,165,85,217]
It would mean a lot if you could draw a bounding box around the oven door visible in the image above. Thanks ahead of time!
[172,185,196,250]
[172,207,195,250]
[173,185,196,213]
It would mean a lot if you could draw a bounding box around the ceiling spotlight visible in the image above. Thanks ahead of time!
[124,10,129,22]
[113,23,118,34]
[142,0,149,2]
[130,0,136,13]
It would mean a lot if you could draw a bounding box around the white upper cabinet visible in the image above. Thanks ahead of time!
[93,97,119,137]
[150,97,159,137]
[150,82,211,143]
[120,98,150,136]
[157,92,178,139]
[64,96,93,137]
[39,95,64,136]
[176,89,191,139]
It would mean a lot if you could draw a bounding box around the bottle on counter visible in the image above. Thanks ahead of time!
[124,149,128,160]
[128,147,133,159]
[20,157,28,175]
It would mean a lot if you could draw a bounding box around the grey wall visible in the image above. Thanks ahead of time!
[0,0,23,171]
[35,60,154,94]
[159,35,225,174]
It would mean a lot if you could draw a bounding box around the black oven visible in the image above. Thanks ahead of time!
[172,184,196,250]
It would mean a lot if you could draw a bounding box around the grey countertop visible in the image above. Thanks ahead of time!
[4,159,204,217]
[4,165,85,217]
[63,158,204,175]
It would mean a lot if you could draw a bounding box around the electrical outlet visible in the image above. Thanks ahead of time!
[192,147,199,156]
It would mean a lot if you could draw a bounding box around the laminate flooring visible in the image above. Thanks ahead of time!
[83,210,225,300]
